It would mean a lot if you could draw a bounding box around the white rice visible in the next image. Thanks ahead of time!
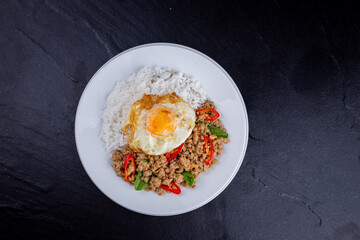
[101,66,207,153]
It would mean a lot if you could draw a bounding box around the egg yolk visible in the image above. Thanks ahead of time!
[147,106,177,137]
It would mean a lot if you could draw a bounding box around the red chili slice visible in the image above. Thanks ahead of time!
[160,181,181,194]
[203,136,214,165]
[124,154,136,182]
[166,143,184,162]
[195,108,220,121]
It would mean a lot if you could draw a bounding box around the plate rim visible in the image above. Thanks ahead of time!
[74,42,249,216]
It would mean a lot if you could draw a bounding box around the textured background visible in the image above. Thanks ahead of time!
[1,1,360,239]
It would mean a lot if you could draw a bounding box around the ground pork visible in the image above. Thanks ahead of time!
[112,101,230,195]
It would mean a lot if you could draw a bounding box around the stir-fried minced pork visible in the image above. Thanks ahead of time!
[112,101,230,195]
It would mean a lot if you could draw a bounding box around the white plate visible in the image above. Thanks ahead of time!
[75,43,248,216]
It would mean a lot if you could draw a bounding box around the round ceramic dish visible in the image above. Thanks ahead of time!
[75,43,248,216]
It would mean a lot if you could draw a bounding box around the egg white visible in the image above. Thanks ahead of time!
[122,100,195,155]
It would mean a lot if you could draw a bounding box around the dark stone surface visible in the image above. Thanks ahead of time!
[1,0,360,239]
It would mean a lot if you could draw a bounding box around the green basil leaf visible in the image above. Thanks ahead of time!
[136,159,149,162]
[196,121,228,138]
[134,171,142,188]
[207,124,228,138]
[134,171,149,191]
[182,171,194,186]
[136,180,149,191]
[134,171,150,191]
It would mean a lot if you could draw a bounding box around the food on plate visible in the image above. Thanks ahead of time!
[112,100,229,195]
[101,67,229,195]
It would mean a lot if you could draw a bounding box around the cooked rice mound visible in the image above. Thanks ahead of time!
[101,67,207,153]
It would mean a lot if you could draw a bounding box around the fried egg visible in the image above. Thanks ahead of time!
[121,93,195,155]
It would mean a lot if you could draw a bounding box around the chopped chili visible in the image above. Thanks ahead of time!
[124,154,136,182]
[160,181,181,194]
[166,143,184,162]
[203,136,214,165]
[195,108,220,121]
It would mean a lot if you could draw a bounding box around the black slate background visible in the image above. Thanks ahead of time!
[1,0,360,239]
